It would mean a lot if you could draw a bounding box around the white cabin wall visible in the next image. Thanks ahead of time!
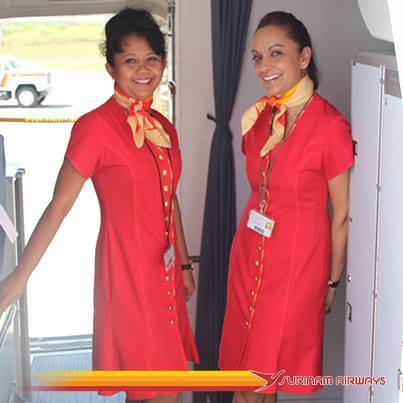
[175,0,214,330]
[175,0,214,257]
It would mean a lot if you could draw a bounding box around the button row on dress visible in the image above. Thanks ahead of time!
[159,152,171,252]
[159,149,175,329]
[246,244,264,328]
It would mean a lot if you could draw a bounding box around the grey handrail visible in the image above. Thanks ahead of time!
[0,303,17,353]
[14,168,31,400]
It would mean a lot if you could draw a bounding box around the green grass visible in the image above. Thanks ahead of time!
[0,17,170,116]
[3,42,105,70]
[0,20,107,70]
[2,22,104,45]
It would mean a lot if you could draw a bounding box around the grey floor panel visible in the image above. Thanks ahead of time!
[31,351,125,402]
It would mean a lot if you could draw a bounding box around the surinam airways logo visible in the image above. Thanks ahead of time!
[250,370,387,391]
[251,370,286,392]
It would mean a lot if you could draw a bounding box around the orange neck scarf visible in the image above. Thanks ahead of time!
[114,84,171,149]
[241,76,314,156]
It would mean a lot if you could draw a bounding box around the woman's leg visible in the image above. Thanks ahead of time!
[263,393,277,403]
[145,394,179,403]
[233,392,277,403]
[126,394,179,403]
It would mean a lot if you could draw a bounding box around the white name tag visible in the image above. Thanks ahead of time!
[164,244,175,272]
[247,209,275,238]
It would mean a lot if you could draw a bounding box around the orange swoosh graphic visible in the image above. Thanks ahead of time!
[32,370,269,392]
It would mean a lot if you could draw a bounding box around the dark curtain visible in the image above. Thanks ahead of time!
[194,1,252,402]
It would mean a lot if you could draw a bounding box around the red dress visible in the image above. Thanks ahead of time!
[65,97,199,400]
[219,94,354,394]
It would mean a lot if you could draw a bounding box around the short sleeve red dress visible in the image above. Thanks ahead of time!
[218,93,354,394]
[65,97,199,400]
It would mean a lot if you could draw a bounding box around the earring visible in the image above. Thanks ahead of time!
[301,68,307,77]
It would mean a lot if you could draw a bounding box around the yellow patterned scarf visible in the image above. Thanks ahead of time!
[114,84,171,149]
[241,76,314,156]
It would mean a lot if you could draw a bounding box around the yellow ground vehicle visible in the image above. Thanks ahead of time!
[0,55,52,107]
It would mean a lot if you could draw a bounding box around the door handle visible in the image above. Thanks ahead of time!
[347,302,352,322]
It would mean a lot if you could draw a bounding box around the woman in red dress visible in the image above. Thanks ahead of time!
[0,8,198,402]
[219,11,354,402]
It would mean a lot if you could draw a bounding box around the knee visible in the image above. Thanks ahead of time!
[236,392,265,403]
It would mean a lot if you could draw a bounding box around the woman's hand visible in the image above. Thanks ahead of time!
[0,270,28,312]
[325,287,337,314]
[182,270,196,301]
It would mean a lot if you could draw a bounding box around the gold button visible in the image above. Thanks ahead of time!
[257,245,262,252]
[164,185,169,192]
[262,172,266,177]
[165,275,170,282]
[164,201,170,207]
[245,321,249,327]
[167,290,172,296]
[250,290,255,297]
[168,305,174,311]
[249,305,253,312]
[159,154,164,160]
[253,275,259,282]
[170,319,175,325]
[162,169,168,176]
[253,260,259,267]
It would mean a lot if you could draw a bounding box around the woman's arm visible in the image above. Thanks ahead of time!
[326,170,350,313]
[173,194,195,301]
[0,159,86,311]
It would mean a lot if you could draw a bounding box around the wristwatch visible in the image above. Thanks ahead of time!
[328,279,340,288]
[181,262,194,271]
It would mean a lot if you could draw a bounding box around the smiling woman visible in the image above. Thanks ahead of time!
[219,11,354,403]
[0,7,198,403]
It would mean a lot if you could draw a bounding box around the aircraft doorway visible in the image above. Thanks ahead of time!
[0,7,174,402]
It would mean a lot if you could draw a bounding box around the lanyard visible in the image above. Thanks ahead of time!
[258,98,312,212]
[144,140,174,247]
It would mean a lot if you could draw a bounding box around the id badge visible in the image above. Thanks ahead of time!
[247,209,275,238]
[164,244,175,272]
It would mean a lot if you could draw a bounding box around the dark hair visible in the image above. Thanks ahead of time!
[256,11,319,90]
[101,7,166,66]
